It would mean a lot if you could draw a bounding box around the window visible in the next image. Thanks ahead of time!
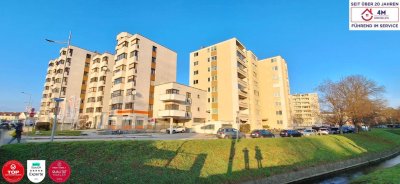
[149,105,153,111]
[212,108,218,114]
[211,66,217,71]
[98,86,105,92]
[276,111,283,115]
[111,103,123,110]
[127,75,136,83]
[208,78,210,82]
[193,80,199,84]
[125,103,134,109]
[277,120,283,124]
[274,92,280,97]
[212,75,217,81]
[212,97,218,102]
[211,56,217,61]
[99,76,106,81]
[194,52,198,57]
[197,94,200,99]
[194,61,198,66]
[97,96,103,102]
[211,46,217,51]
[136,120,144,126]
[114,77,124,85]
[152,57,156,63]
[152,46,157,52]
[116,53,127,61]
[271,58,276,63]
[198,107,200,111]
[86,54,91,59]
[166,89,179,94]
[130,50,138,58]
[212,87,217,92]
[96,107,102,113]
[208,67,210,72]
[112,90,123,97]
[165,104,179,110]
[127,88,136,95]
[186,92,191,98]
[129,63,137,70]
[208,98,210,103]
[272,66,278,71]
[151,69,156,75]
[208,88,210,92]
[194,70,199,75]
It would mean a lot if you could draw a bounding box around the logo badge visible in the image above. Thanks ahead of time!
[27,160,46,183]
[2,160,25,183]
[48,160,71,183]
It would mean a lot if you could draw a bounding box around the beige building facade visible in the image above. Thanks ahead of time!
[153,82,207,131]
[189,38,262,130]
[289,93,320,127]
[39,46,95,129]
[83,53,114,129]
[258,56,292,129]
[108,32,177,130]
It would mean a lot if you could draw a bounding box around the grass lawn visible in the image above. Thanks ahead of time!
[24,130,82,136]
[1,129,400,183]
[351,164,400,184]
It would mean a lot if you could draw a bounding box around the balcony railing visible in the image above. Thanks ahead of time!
[238,79,247,86]
[158,110,186,117]
[159,94,186,102]
[111,96,124,104]
[125,95,135,103]
[238,90,248,98]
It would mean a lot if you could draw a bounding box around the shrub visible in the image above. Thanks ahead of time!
[240,124,251,133]
[35,122,50,131]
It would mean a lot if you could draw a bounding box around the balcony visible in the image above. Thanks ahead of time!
[238,90,248,99]
[237,67,247,79]
[113,70,126,79]
[125,95,135,103]
[111,96,124,104]
[158,110,187,118]
[239,100,248,109]
[237,59,247,68]
[159,94,186,102]
[238,78,247,87]
[237,46,246,56]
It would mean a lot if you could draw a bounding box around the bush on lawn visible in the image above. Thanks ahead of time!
[35,122,50,131]
[240,124,251,133]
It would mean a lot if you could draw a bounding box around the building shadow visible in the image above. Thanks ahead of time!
[255,146,263,169]
[243,147,250,169]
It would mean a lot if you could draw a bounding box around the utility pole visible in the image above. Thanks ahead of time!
[46,31,71,142]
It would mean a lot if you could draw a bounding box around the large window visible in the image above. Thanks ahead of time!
[116,53,127,61]
[166,89,179,94]
[165,104,179,110]
[111,90,123,97]
[114,77,124,85]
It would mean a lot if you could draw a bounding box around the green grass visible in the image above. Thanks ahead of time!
[24,130,82,136]
[1,129,400,183]
[351,164,400,184]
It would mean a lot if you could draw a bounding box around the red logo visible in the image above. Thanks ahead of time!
[2,160,25,183]
[362,8,373,21]
[48,160,71,183]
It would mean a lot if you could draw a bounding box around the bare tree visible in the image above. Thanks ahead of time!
[317,75,385,132]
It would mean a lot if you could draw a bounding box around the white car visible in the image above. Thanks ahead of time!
[302,129,317,136]
[166,126,186,134]
[318,128,330,135]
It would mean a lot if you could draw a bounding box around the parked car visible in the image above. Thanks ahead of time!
[318,128,329,135]
[0,122,11,130]
[280,130,302,137]
[217,128,246,139]
[166,126,186,134]
[329,127,340,134]
[250,129,275,138]
[302,129,317,136]
[341,126,355,133]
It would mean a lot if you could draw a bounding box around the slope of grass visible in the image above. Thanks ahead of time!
[1,129,400,183]
[351,164,400,184]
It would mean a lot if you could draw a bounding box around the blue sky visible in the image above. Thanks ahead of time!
[0,0,399,112]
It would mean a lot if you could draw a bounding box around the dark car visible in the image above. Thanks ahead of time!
[250,129,275,138]
[280,130,302,137]
[329,127,340,134]
[0,122,11,130]
[217,128,246,139]
[341,127,355,133]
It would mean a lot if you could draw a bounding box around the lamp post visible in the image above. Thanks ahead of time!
[21,92,32,138]
[46,31,71,142]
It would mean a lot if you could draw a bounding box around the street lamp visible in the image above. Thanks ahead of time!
[46,31,71,142]
[21,92,32,138]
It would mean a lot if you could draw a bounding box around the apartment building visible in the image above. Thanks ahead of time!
[153,82,207,130]
[290,93,320,127]
[82,53,114,129]
[108,32,177,130]
[258,56,292,129]
[39,46,95,129]
[189,38,262,130]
